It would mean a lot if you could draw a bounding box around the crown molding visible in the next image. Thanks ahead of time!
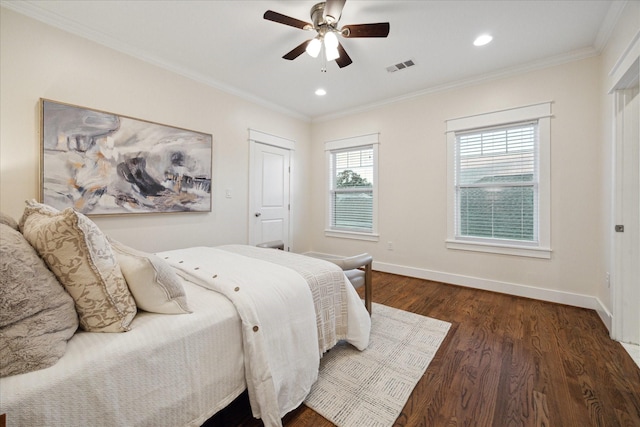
[0,1,311,123]
[594,0,629,53]
[3,0,613,125]
[313,47,598,123]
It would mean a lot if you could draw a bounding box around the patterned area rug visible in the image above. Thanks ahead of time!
[304,303,451,427]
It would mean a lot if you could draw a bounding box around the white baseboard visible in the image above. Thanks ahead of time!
[373,260,613,330]
[303,252,613,332]
[595,300,613,333]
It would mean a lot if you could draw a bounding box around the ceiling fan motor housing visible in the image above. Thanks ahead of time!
[311,2,338,36]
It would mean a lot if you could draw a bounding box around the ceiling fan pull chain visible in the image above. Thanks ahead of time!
[321,43,327,72]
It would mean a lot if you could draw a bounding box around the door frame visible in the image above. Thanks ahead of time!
[248,129,295,250]
[609,34,640,343]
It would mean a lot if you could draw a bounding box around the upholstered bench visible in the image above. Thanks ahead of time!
[256,241,373,315]
[325,253,373,315]
[256,240,285,250]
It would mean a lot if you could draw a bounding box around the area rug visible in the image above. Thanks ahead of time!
[304,303,451,427]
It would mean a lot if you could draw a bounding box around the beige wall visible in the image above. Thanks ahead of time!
[1,4,637,317]
[0,8,312,253]
[310,0,639,316]
[310,56,606,308]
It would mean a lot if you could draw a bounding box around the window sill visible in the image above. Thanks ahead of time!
[446,239,551,259]
[325,229,380,242]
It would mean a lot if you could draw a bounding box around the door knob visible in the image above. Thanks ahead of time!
[255,212,261,217]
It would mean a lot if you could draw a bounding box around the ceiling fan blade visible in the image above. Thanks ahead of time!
[324,0,346,24]
[342,22,390,38]
[283,40,311,60]
[335,43,353,68]
[264,10,312,30]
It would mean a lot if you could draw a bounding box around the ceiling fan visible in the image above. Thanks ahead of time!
[263,0,390,69]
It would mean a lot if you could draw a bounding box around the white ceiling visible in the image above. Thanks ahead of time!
[2,0,622,121]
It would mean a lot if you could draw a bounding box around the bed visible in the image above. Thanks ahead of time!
[0,202,371,427]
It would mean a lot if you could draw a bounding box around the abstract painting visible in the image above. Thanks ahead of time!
[41,99,212,215]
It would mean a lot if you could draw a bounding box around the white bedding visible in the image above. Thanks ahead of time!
[0,246,371,427]
[0,280,246,427]
[162,245,371,427]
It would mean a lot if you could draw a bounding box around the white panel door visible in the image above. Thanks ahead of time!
[609,35,640,349]
[249,142,291,249]
[613,81,639,345]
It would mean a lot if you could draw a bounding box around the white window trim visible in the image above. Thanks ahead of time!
[445,102,552,259]
[325,133,380,241]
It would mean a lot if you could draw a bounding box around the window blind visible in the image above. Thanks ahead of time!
[330,146,374,231]
[455,122,538,242]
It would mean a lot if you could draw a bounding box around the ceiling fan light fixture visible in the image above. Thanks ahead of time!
[324,31,339,49]
[306,37,322,58]
[264,1,389,69]
[326,45,340,61]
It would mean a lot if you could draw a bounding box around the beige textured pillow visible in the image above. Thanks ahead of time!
[19,201,137,332]
[110,239,191,314]
[0,224,79,377]
[0,212,18,230]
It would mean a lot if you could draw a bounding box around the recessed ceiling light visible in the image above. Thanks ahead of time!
[315,88,327,96]
[473,34,493,47]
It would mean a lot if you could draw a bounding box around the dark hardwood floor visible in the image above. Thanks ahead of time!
[205,271,640,427]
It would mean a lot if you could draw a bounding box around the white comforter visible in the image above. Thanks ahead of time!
[161,246,371,427]
[0,280,246,427]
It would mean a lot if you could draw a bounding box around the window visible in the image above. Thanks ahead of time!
[457,123,537,241]
[325,133,379,241]
[446,103,551,258]
[331,147,373,230]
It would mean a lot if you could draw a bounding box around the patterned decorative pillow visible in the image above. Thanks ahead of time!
[19,201,137,332]
[110,239,191,314]
[0,223,79,377]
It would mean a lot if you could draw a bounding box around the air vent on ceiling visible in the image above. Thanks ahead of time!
[386,59,416,73]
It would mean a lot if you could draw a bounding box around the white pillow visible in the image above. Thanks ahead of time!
[110,239,191,314]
